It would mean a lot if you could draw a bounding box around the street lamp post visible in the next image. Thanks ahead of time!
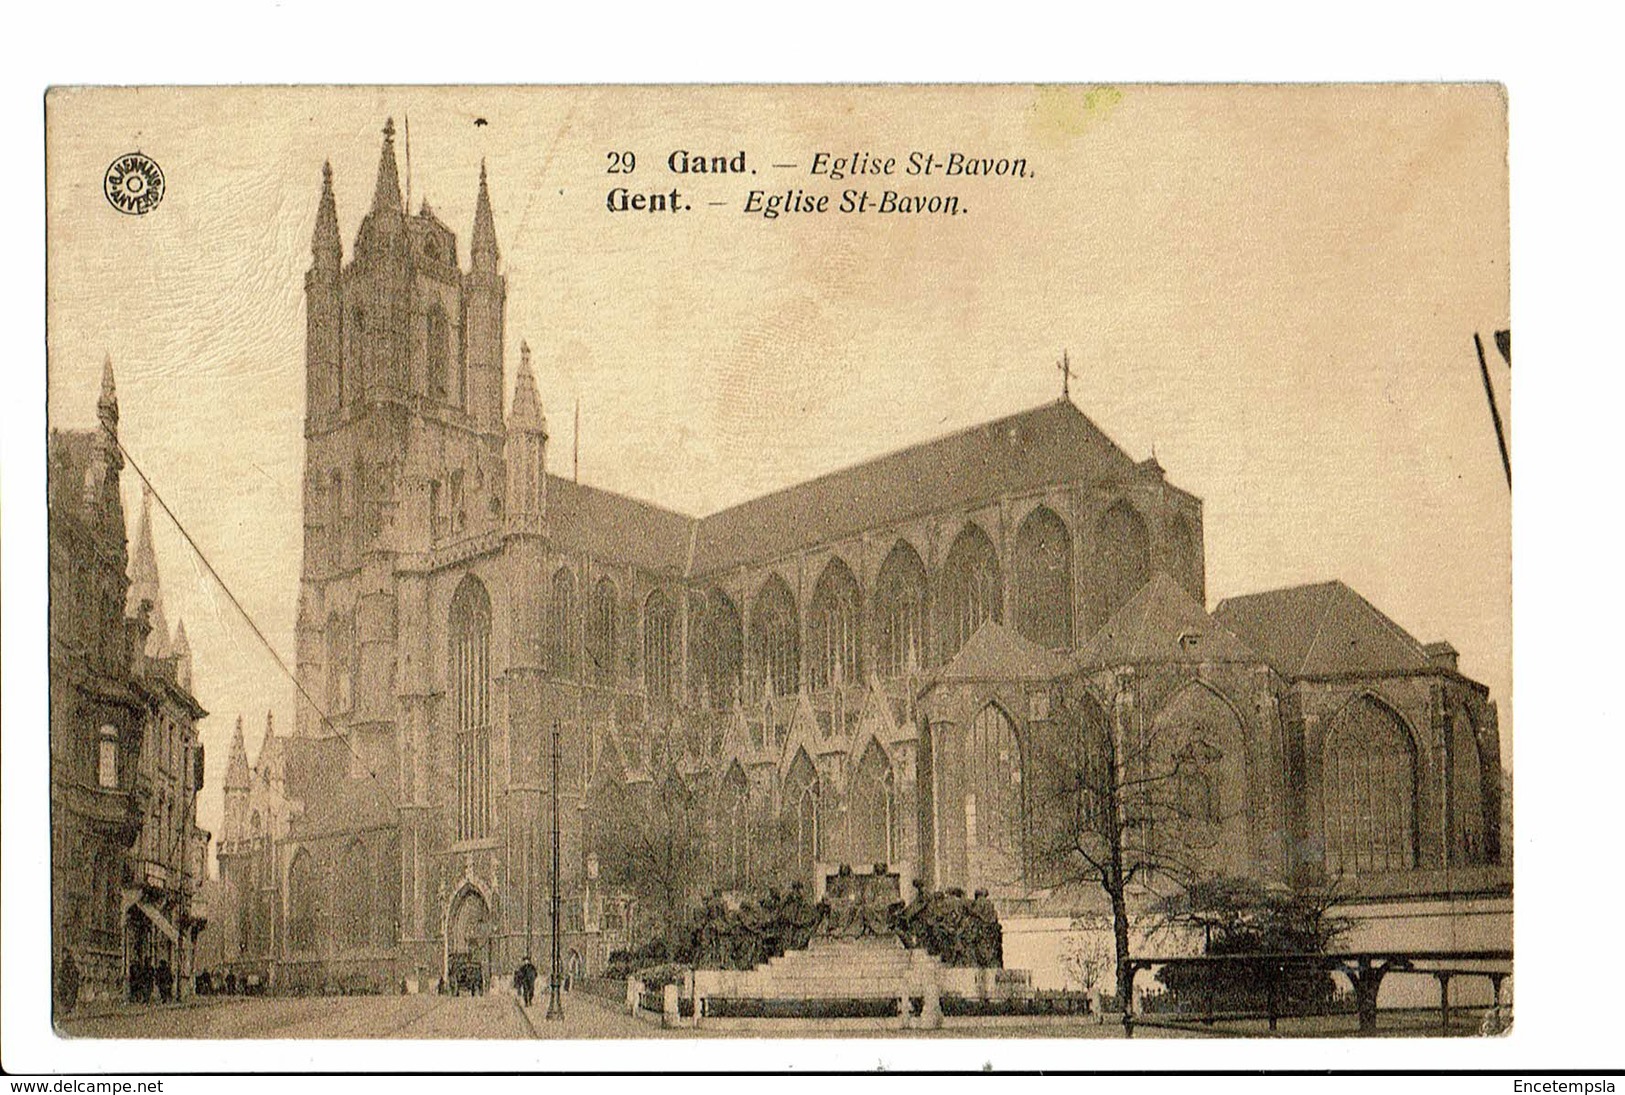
[545,718,564,1021]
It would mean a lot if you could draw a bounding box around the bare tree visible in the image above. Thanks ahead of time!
[1029,673,1240,1002]
[589,766,710,953]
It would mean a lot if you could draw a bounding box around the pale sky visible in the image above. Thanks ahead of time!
[45,85,1511,850]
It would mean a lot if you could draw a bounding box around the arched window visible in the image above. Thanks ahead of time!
[750,575,800,699]
[851,740,899,867]
[1174,741,1224,825]
[941,524,1002,661]
[874,541,928,679]
[548,567,577,678]
[1169,513,1202,604]
[809,558,861,691]
[326,612,354,715]
[587,578,619,688]
[968,704,1023,883]
[451,577,493,842]
[786,749,821,884]
[328,470,345,561]
[1014,506,1073,650]
[690,589,743,711]
[1323,696,1417,874]
[643,589,675,705]
[1452,709,1487,865]
[721,763,750,890]
[286,847,318,955]
[1096,500,1150,626]
[339,839,372,951]
[426,304,450,399]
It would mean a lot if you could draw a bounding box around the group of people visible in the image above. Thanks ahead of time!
[127,957,176,1004]
[683,869,1006,971]
[894,882,1005,969]
[689,880,824,970]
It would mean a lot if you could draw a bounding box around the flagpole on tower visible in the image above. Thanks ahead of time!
[1057,349,1074,401]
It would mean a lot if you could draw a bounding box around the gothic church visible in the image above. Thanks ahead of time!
[212,123,1506,993]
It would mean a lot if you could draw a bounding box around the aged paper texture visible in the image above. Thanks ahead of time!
[42,84,1510,1047]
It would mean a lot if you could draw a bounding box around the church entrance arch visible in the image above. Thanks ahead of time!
[445,885,494,995]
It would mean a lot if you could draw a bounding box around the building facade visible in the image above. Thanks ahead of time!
[50,361,211,1007]
[214,123,1506,994]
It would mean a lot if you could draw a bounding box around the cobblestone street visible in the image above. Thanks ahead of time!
[58,990,667,1040]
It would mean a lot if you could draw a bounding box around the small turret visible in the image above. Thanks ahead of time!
[126,488,171,658]
[225,715,251,793]
[354,119,407,263]
[172,619,193,692]
[311,161,341,273]
[471,160,499,273]
[505,341,548,525]
[97,354,118,438]
[464,160,506,431]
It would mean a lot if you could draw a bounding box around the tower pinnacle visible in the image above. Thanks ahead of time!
[371,118,403,215]
[126,487,171,658]
[510,340,546,435]
[471,159,500,271]
[97,354,118,436]
[312,160,341,266]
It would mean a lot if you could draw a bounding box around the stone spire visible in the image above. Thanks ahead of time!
[97,354,118,437]
[371,118,403,216]
[509,340,546,435]
[311,160,341,269]
[172,618,193,691]
[126,487,171,658]
[471,159,499,272]
[225,715,251,792]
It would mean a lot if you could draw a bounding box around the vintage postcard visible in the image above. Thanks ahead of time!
[41,84,1511,1050]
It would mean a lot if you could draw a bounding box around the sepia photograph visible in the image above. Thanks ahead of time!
[34,78,1520,1064]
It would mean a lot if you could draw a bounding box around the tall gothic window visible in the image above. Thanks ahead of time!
[690,589,743,710]
[286,847,318,955]
[721,762,750,890]
[548,567,577,677]
[643,589,675,705]
[1452,709,1487,864]
[969,704,1023,882]
[328,470,345,562]
[339,839,372,951]
[451,577,493,842]
[874,541,928,679]
[809,558,861,691]
[1323,696,1417,875]
[1096,500,1150,627]
[787,749,821,884]
[1014,505,1073,650]
[851,740,899,867]
[426,304,450,399]
[326,612,354,716]
[750,575,800,699]
[941,524,1002,661]
[588,578,619,687]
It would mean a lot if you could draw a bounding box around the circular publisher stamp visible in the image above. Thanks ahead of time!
[104,152,165,216]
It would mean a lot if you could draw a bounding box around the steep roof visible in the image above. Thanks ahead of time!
[1212,580,1433,680]
[544,473,694,575]
[688,400,1142,576]
[930,619,1066,686]
[1075,571,1260,670]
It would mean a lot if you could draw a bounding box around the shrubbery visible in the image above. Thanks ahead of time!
[1150,875,1353,1017]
